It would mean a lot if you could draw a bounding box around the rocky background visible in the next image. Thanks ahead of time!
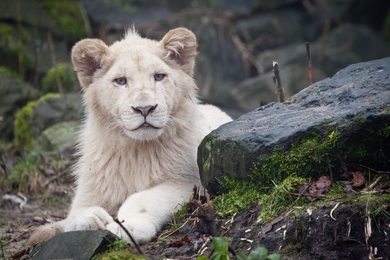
[1,0,390,151]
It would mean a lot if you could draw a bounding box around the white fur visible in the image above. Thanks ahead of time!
[28,28,232,245]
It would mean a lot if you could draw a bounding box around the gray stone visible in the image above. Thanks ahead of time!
[31,94,82,138]
[14,93,83,151]
[36,121,80,157]
[198,57,390,194]
[30,230,120,260]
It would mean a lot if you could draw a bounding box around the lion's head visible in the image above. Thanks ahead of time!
[71,28,198,141]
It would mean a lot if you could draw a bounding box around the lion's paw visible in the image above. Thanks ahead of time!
[106,218,156,244]
[65,206,113,231]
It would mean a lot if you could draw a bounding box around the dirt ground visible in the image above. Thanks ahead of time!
[1,187,390,260]
[0,189,72,259]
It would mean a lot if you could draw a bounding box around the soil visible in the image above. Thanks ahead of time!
[1,187,390,260]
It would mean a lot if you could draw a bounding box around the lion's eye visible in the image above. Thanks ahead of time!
[154,74,166,81]
[114,77,127,85]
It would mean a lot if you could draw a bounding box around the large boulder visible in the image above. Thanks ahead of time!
[198,57,390,195]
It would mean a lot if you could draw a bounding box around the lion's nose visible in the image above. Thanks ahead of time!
[132,104,158,117]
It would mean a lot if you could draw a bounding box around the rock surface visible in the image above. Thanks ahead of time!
[14,93,83,151]
[198,57,390,194]
[36,121,80,157]
[30,230,119,260]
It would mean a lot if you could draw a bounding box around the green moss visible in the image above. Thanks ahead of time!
[0,22,34,75]
[213,178,263,216]
[214,175,307,222]
[14,93,62,150]
[257,176,307,223]
[199,139,214,185]
[252,131,339,186]
[14,100,37,150]
[41,62,79,94]
[0,66,18,79]
[92,238,137,260]
[97,251,146,260]
[353,113,365,126]
[379,125,390,138]
[315,119,334,125]
[380,105,390,115]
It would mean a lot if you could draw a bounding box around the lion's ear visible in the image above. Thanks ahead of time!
[71,39,110,88]
[160,28,197,75]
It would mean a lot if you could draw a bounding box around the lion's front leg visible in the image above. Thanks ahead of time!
[106,182,194,244]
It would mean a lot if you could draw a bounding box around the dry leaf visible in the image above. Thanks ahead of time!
[168,235,191,247]
[349,171,366,187]
[306,176,332,201]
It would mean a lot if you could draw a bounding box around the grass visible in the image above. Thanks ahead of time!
[3,154,43,194]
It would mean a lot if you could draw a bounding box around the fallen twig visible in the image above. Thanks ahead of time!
[258,215,284,242]
[114,218,143,255]
[282,187,326,199]
[44,168,70,187]
[356,164,390,175]
[361,176,383,193]
[159,216,192,239]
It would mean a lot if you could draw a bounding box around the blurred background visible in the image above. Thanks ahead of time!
[1,0,390,146]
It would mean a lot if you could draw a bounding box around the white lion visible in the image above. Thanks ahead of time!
[28,27,232,245]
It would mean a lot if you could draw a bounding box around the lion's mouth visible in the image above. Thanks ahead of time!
[131,122,161,131]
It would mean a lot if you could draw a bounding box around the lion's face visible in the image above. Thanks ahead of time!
[71,28,198,141]
[91,49,177,141]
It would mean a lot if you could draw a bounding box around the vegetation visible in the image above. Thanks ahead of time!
[13,93,61,151]
[39,0,87,42]
[41,62,79,94]
[196,237,280,260]
[91,238,146,260]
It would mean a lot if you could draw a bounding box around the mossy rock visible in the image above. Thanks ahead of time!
[14,93,83,151]
[199,57,390,195]
[41,62,80,94]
